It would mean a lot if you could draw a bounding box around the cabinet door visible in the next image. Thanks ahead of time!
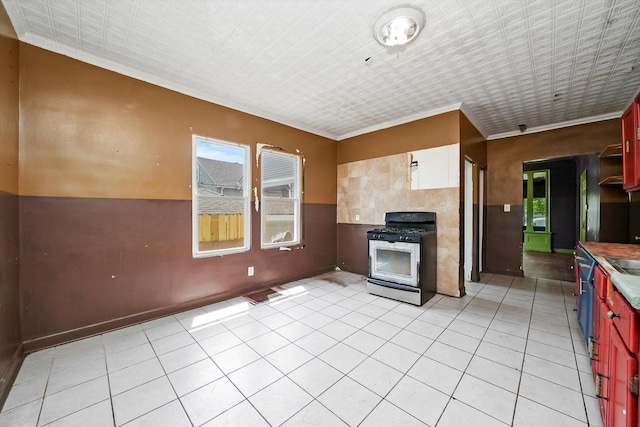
[595,301,611,423]
[608,327,637,427]
[622,103,639,191]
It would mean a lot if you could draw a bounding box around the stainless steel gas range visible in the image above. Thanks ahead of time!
[366,212,437,306]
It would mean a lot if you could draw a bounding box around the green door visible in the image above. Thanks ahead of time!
[580,170,587,242]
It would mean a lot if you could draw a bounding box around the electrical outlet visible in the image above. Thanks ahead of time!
[355,214,360,221]
[248,266,254,276]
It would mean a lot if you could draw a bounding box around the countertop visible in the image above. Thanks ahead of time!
[580,241,640,308]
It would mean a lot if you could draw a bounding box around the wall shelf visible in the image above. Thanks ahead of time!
[599,175,624,185]
[599,143,622,158]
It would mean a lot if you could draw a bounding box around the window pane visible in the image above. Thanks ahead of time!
[193,137,250,256]
[261,150,300,247]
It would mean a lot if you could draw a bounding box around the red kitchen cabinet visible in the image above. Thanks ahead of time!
[592,264,639,427]
[621,95,640,192]
[594,300,611,422]
[608,327,637,427]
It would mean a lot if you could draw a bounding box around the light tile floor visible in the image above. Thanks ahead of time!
[0,271,603,427]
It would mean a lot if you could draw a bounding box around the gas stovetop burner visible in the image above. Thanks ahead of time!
[372,227,428,234]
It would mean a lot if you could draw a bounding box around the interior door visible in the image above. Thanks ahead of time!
[580,170,587,242]
[464,159,473,282]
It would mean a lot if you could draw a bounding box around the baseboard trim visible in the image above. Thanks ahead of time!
[23,265,336,352]
[0,343,25,412]
[483,268,524,277]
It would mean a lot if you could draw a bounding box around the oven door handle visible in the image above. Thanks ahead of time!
[366,278,421,292]
[416,261,420,285]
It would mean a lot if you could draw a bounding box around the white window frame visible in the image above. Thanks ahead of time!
[192,135,251,257]
[260,149,301,249]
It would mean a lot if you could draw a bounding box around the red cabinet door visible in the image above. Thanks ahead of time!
[595,301,611,423]
[622,101,640,191]
[607,327,637,427]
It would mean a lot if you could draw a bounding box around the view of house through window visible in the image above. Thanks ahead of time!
[261,149,301,248]
[192,136,250,257]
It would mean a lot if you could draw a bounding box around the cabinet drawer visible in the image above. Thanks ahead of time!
[609,290,639,353]
[594,265,608,298]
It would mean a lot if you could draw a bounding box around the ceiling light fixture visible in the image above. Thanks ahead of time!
[373,5,425,50]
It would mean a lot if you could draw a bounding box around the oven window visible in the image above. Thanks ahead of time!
[375,248,412,277]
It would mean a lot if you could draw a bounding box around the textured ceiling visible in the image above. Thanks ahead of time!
[3,0,640,140]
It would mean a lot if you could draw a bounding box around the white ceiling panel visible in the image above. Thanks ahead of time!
[3,0,640,140]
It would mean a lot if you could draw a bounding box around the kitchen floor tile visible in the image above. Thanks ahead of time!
[436,329,481,354]
[149,331,195,356]
[371,342,420,373]
[281,401,348,427]
[386,376,449,426]
[360,400,427,427]
[264,343,313,374]
[319,342,367,374]
[211,343,261,374]
[1,373,47,411]
[2,272,601,427]
[198,330,242,356]
[227,358,283,397]
[122,400,190,427]
[348,357,404,397]
[39,376,110,426]
[407,356,463,395]
[389,329,434,354]
[522,353,582,392]
[475,341,524,370]
[446,318,488,339]
[180,377,245,426]
[465,355,521,393]
[343,329,386,355]
[202,400,269,427]
[288,358,344,398]
[437,398,509,427]
[0,399,41,427]
[294,330,338,356]
[424,341,473,371]
[44,400,114,427]
[249,377,313,427]
[167,358,224,397]
[361,319,401,340]
[317,376,381,426]
[112,376,176,425]
[143,320,185,342]
[106,343,156,373]
[109,357,165,396]
[157,343,208,373]
[245,330,290,357]
[453,374,517,424]
[512,396,587,427]
[518,373,587,422]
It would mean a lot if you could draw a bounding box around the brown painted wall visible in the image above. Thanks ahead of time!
[19,44,336,203]
[485,120,620,275]
[337,111,460,164]
[0,2,22,408]
[19,44,338,347]
[460,112,487,169]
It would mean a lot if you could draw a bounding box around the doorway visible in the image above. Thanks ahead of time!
[521,157,577,281]
[464,159,484,284]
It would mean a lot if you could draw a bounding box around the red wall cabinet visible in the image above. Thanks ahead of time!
[622,94,640,192]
